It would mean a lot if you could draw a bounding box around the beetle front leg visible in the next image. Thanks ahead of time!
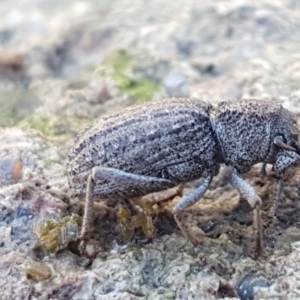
[79,166,175,255]
[231,168,263,259]
[173,175,213,246]
[267,150,300,218]
[261,135,297,177]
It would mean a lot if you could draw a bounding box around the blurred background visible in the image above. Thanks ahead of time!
[1,0,300,136]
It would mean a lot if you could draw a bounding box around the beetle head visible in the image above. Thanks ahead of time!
[275,107,300,153]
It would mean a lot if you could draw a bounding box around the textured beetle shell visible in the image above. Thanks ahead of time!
[214,99,290,172]
[68,98,218,196]
[68,98,300,199]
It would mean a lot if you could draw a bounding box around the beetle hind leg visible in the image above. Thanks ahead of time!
[78,166,176,255]
[79,174,95,256]
[268,180,282,217]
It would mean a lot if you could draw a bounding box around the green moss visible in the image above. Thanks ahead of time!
[25,115,54,136]
[121,77,160,101]
[24,114,82,138]
[0,88,40,127]
[104,50,160,102]
[107,49,132,74]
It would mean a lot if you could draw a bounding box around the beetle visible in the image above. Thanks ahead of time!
[67,98,300,257]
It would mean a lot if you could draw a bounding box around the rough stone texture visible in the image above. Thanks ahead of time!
[1,0,300,299]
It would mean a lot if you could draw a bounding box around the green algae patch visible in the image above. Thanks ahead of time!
[23,114,88,139]
[122,77,160,102]
[25,115,55,136]
[103,50,161,102]
[0,87,40,127]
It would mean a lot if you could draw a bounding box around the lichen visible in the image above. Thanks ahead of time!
[119,198,157,239]
[118,186,184,240]
[33,214,81,255]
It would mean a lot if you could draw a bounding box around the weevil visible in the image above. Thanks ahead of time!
[67,98,300,257]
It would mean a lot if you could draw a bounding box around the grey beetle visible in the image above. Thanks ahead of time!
[67,98,300,257]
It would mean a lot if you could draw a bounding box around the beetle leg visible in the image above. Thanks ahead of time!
[231,168,263,259]
[261,134,299,179]
[268,180,282,217]
[261,135,290,177]
[79,174,95,255]
[79,166,175,255]
[260,162,267,177]
[173,175,213,246]
[273,136,297,151]
[141,183,185,207]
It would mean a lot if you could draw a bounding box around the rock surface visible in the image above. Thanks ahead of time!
[1,0,300,299]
